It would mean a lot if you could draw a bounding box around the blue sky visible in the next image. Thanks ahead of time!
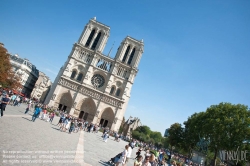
[1,0,250,135]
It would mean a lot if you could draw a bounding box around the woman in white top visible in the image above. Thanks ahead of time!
[116,145,129,166]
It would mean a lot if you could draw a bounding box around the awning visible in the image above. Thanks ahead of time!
[12,90,19,94]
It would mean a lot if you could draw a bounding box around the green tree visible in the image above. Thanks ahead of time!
[136,125,151,136]
[202,102,250,166]
[182,112,205,159]
[150,131,162,143]
[168,123,183,151]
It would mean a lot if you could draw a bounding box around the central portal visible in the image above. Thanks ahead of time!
[78,98,96,122]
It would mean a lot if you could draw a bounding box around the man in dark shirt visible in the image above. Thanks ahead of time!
[1,94,10,117]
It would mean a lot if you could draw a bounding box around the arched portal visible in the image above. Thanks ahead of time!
[99,107,115,128]
[78,98,96,122]
[56,91,73,113]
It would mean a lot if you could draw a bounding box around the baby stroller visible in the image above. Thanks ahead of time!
[108,152,122,165]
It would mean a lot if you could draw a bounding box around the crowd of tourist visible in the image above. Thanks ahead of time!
[0,89,202,166]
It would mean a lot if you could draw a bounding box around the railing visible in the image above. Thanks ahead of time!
[58,77,123,108]
[95,57,113,72]
[115,64,130,79]
[75,48,93,64]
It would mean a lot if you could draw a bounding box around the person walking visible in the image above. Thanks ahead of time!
[116,145,129,166]
[25,100,32,114]
[49,112,55,123]
[0,94,10,118]
[32,105,42,122]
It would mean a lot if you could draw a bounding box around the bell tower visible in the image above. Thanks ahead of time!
[78,17,110,53]
[115,36,144,68]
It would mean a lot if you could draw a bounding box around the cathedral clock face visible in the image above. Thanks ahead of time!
[91,74,105,88]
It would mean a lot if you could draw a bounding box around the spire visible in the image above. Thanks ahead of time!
[107,41,115,57]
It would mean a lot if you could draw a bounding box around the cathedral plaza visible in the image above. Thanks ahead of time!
[0,104,137,166]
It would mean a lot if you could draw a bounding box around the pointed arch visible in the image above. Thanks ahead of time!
[99,107,115,128]
[116,88,121,97]
[110,86,116,95]
[70,70,77,79]
[91,32,102,50]
[78,98,97,122]
[56,91,73,113]
[127,48,136,65]
[76,73,84,82]
[85,29,96,47]
[122,45,130,63]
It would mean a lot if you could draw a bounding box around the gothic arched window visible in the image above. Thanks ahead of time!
[91,32,102,50]
[110,86,116,95]
[76,73,83,82]
[85,29,96,47]
[127,48,135,65]
[122,45,130,63]
[70,70,77,79]
[116,88,121,97]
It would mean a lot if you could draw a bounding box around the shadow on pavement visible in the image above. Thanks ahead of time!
[51,127,61,131]
[98,160,112,166]
[22,117,32,121]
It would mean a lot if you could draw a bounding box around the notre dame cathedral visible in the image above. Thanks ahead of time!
[45,17,144,131]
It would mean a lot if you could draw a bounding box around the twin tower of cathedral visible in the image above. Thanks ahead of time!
[45,17,144,131]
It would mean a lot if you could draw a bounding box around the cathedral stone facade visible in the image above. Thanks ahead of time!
[45,17,144,131]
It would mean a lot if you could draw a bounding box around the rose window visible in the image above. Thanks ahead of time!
[91,74,105,88]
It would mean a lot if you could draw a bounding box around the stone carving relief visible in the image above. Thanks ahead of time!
[51,94,56,100]
[58,77,123,108]
[58,78,78,91]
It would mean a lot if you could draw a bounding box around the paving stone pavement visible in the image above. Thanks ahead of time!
[0,104,138,166]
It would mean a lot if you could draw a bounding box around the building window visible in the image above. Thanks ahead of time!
[116,88,121,97]
[110,86,116,95]
[122,45,130,63]
[127,48,135,65]
[85,29,96,47]
[76,73,83,82]
[70,70,77,79]
[91,32,102,50]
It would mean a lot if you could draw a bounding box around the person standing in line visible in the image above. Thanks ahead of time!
[0,94,10,118]
[32,105,42,122]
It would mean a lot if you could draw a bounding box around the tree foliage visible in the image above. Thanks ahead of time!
[167,102,250,166]
[0,44,21,89]
[132,125,164,147]
[201,103,250,165]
